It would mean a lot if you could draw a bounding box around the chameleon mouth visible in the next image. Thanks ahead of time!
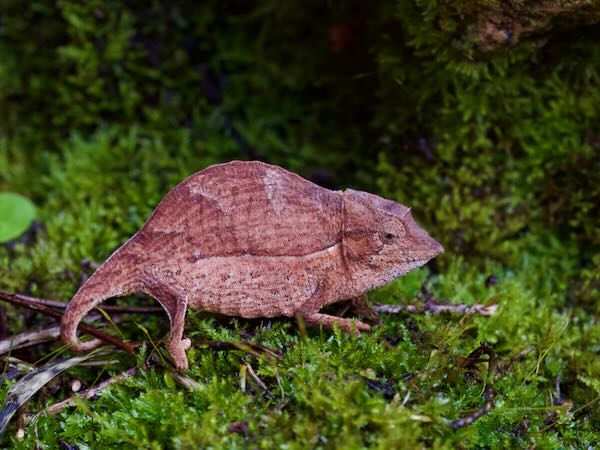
[428,240,444,259]
[402,210,444,263]
[420,241,444,266]
[394,239,443,276]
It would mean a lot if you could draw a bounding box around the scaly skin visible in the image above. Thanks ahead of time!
[61,161,443,369]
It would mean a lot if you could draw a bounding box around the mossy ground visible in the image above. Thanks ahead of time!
[0,1,599,448]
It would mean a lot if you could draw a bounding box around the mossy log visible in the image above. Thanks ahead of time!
[459,0,600,52]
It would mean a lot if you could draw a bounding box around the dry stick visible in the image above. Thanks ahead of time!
[496,347,533,379]
[0,312,114,355]
[449,344,497,430]
[0,291,135,354]
[375,283,498,317]
[373,302,498,316]
[31,368,202,422]
[31,367,138,419]
[244,362,269,393]
[449,385,495,430]
[10,293,163,314]
[169,369,202,390]
[0,325,60,355]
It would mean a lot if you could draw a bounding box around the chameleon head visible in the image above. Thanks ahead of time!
[341,189,444,289]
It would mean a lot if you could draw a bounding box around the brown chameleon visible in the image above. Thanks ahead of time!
[61,161,443,369]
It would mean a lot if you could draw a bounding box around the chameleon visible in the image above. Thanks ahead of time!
[61,160,443,369]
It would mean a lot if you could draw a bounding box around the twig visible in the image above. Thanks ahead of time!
[31,367,137,418]
[0,291,135,354]
[0,312,108,355]
[7,293,163,314]
[377,284,498,316]
[169,370,202,390]
[449,385,495,429]
[243,362,269,393]
[373,302,498,316]
[0,325,60,355]
[459,344,497,371]
[496,347,533,379]
[449,344,497,429]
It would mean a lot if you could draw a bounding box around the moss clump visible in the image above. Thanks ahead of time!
[1,1,599,448]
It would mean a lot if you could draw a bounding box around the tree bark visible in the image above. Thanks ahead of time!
[455,1,600,52]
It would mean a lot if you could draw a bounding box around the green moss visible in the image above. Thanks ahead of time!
[1,0,599,448]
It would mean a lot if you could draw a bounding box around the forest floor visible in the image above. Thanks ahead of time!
[0,133,598,449]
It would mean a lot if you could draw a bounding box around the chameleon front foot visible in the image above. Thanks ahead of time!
[303,312,371,335]
[168,337,192,370]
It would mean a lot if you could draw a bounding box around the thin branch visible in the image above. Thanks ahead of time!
[243,362,269,393]
[0,312,117,355]
[376,284,499,317]
[0,291,135,354]
[169,370,202,390]
[458,343,497,371]
[496,347,533,379]
[449,344,497,430]
[0,325,60,355]
[449,385,495,430]
[33,367,137,418]
[373,302,498,316]
[9,293,163,314]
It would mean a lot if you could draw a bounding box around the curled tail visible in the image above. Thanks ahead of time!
[61,244,143,351]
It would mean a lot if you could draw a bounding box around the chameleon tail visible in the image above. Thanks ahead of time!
[61,243,143,351]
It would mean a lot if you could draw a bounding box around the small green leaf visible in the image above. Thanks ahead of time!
[0,192,37,243]
[163,371,177,390]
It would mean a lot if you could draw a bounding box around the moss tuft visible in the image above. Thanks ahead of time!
[1,1,599,447]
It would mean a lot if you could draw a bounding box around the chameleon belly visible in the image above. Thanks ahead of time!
[185,243,345,318]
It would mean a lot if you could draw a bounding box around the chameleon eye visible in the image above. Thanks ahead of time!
[381,232,395,243]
